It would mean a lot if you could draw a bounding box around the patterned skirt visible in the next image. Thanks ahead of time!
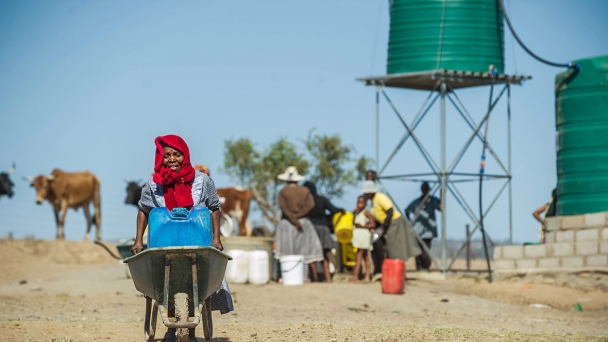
[274,218,324,264]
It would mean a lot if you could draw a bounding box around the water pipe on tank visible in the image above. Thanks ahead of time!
[499,0,580,71]
[477,72,495,283]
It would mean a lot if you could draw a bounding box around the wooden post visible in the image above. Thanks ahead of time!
[466,224,471,271]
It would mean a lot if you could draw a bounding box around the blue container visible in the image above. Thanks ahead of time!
[148,207,213,248]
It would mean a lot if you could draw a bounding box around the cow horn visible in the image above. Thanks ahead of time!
[7,163,15,175]
[46,175,55,181]
[23,176,35,182]
[124,179,129,184]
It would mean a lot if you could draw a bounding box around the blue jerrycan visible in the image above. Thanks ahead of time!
[148,207,213,248]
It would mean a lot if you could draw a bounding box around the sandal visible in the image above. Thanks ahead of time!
[162,329,176,342]
[189,328,199,342]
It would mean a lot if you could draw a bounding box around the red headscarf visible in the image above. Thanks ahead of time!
[152,135,196,211]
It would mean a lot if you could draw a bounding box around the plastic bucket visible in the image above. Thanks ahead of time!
[280,255,304,286]
[247,250,269,285]
[225,249,249,284]
[381,258,405,294]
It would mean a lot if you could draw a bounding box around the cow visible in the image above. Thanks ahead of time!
[0,164,16,200]
[217,187,253,236]
[124,180,143,206]
[24,169,101,241]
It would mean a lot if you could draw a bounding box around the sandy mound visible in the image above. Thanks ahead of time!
[0,238,122,284]
[0,238,119,265]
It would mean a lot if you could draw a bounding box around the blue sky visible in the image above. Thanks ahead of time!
[0,0,606,244]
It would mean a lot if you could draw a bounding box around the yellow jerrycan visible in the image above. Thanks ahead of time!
[332,212,357,269]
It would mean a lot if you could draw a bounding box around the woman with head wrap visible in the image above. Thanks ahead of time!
[130,135,233,342]
[274,167,324,282]
[303,181,343,283]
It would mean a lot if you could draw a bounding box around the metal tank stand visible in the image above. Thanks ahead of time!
[357,70,530,274]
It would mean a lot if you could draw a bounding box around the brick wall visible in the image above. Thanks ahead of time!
[494,212,608,270]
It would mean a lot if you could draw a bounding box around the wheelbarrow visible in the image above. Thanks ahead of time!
[124,246,232,342]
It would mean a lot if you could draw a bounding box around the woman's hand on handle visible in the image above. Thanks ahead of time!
[213,238,224,251]
[211,209,223,250]
[132,210,148,255]
[131,240,144,255]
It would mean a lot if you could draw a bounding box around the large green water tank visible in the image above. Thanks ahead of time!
[387,0,505,74]
[556,55,608,215]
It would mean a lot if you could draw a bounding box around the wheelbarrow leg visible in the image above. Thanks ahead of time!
[144,296,158,342]
[201,297,213,341]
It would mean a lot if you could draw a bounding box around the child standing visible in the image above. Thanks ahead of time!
[351,196,375,283]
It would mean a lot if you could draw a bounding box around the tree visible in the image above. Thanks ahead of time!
[223,134,371,226]
[223,138,258,186]
[223,137,308,225]
[305,131,369,198]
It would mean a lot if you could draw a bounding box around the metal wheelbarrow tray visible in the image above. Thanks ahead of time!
[124,246,232,342]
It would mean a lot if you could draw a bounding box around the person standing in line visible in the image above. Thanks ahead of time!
[274,166,324,282]
[351,195,375,283]
[405,182,441,271]
[364,170,387,279]
[194,164,210,176]
[361,181,421,263]
[303,181,343,283]
[532,188,558,243]
[365,169,388,194]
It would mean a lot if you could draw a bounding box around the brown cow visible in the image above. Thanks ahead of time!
[25,169,101,241]
[217,187,252,236]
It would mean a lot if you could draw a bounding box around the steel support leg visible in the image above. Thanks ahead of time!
[440,82,447,273]
[507,84,513,245]
[376,85,380,171]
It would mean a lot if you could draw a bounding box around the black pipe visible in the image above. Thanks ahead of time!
[498,0,579,70]
[478,79,494,283]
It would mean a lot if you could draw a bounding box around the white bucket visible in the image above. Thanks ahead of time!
[225,249,248,284]
[280,255,304,286]
[219,214,234,237]
[314,261,336,274]
[247,250,269,285]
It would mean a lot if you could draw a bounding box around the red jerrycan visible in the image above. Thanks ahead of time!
[381,259,405,294]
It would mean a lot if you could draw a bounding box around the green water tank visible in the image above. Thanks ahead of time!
[387,0,505,74]
[556,55,608,215]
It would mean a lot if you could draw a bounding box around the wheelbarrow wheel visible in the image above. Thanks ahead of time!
[174,293,190,342]
[201,297,212,341]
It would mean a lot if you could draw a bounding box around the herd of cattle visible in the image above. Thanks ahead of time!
[0,166,253,241]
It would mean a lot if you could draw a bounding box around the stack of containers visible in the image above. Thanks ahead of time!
[224,249,270,285]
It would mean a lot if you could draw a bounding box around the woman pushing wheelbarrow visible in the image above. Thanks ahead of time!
[126,135,234,342]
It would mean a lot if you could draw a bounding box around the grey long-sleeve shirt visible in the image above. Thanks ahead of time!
[138,171,221,214]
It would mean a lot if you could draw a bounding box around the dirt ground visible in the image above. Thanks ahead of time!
[0,239,607,342]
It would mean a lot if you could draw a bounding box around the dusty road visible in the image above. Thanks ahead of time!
[0,239,607,341]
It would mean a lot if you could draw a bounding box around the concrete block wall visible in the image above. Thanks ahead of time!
[544,212,608,232]
[494,212,608,271]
